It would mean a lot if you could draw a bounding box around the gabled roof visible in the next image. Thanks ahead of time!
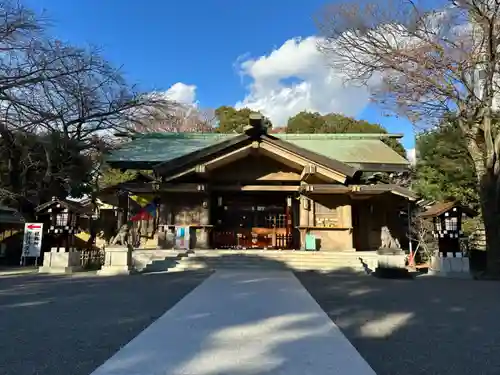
[153,133,250,175]
[106,133,242,169]
[273,133,409,170]
[418,201,477,218]
[35,198,94,216]
[262,135,357,178]
[105,131,409,174]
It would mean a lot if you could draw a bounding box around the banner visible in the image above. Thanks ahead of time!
[22,223,43,257]
[129,200,157,222]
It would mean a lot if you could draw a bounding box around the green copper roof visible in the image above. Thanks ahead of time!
[274,133,404,140]
[106,133,240,164]
[106,132,409,169]
[274,134,409,166]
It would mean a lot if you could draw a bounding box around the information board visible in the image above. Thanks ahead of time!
[22,223,43,258]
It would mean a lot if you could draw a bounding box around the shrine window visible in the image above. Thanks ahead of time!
[56,212,69,226]
[444,217,458,231]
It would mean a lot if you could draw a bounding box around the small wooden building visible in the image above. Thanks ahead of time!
[35,197,94,252]
[418,200,477,255]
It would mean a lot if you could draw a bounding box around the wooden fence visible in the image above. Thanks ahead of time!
[80,248,105,269]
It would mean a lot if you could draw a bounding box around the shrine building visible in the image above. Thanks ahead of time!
[102,115,417,252]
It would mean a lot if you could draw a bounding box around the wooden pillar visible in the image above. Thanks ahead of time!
[300,195,310,227]
[200,195,210,225]
[117,191,129,228]
[341,201,355,251]
[299,195,310,250]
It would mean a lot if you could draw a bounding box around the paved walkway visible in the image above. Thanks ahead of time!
[90,270,376,375]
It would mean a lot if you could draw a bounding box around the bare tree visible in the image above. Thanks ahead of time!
[0,1,176,210]
[133,104,217,133]
[407,213,436,266]
[316,0,500,274]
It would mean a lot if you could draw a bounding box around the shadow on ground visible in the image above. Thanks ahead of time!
[0,270,210,375]
[296,269,500,375]
[1,252,500,375]
[168,252,500,375]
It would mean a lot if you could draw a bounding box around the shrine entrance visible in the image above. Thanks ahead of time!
[210,192,299,249]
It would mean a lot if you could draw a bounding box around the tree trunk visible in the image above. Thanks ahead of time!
[479,175,500,275]
[467,133,500,275]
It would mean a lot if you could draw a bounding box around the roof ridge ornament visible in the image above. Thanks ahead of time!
[244,113,269,138]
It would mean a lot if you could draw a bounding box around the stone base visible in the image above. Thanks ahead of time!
[429,256,471,278]
[97,246,132,276]
[97,266,132,276]
[375,249,407,278]
[39,251,82,274]
[39,266,81,274]
[377,248,405,256]
[377,251,406,269]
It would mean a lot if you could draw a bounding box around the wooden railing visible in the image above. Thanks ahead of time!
[212,230,293,250]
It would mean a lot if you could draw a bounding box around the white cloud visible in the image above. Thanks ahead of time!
[235,36,375,127]
[407,148,416,165]
[164,82,198,106]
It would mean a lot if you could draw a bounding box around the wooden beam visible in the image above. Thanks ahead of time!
[259,142,347,184]
[212,185,299,192]
[163,144,255,182]
[204,144,254,170]
[194,164,207,174]
[300,184,350,194]
[119,182,208,193]
[300,164,317,182]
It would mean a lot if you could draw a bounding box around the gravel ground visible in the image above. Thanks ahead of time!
[0,271,210,375]
[296,271,500,375]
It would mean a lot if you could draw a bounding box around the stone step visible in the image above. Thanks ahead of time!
[141,259,180,273]
[177,259,373,268]
[132,249,381,274]
[184,251,375,261]
[186,256,377,263]
[175,263,369,272]
[179,261,371,269]
[191,250,377,256]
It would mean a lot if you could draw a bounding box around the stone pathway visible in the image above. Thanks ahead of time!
[90,270,376,375]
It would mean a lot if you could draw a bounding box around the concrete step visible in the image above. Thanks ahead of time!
[191,250,377,256]
[189,253,378,261]
[142,259,180,273]
[181,256,375,264]
[187,256,377,262]
[176,259,374,271]
[175,263,370,273]
[132,250,190,272]
[133,249,379,274]
[179,262,370,270]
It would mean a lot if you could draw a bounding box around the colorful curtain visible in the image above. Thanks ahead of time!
[128,200,157,223]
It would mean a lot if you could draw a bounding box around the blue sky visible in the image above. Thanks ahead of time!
[24,0,415,149]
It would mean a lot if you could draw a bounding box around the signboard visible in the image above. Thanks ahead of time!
[22,223,43,258]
